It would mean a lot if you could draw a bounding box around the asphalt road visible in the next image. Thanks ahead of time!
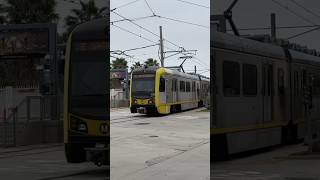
[0,107,209,180]
[110,108,210,180]
[212,143,320,180]
[0,144,108,180]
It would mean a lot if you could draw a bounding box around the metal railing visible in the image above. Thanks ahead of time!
[110,91,128,108]
[0,95,62,147]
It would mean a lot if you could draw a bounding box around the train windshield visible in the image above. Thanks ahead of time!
[69,40,107,119]
[132,74,155,97]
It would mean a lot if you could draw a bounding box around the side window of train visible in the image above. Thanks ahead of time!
[197,83,200,97]
[313,74,320,95]
[186,82,191,92]
[180,81,185,92]
[243,64,257,96]
[294,71,299,96]
[278,68,285,95]
[223,61,240,96]
[159,76,165,92]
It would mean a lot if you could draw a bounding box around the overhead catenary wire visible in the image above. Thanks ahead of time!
[111,43,159,56]
[287,26,320,39]
[289,0,320,19]
[110,0,141,12]
[271,0,317,25]
[111,24,158,44]
[111,15,157,24]
[175,0,209,9]
[227,24,320,31]
[144,0,156,15]
[110,0,209,70]
[157,15,209,29]
[112,11,184,50]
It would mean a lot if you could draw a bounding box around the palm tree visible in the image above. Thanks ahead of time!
[144,58,159,67]
[5,0,59,24]
[111,58,128,70]
[130,62,142,72]
[0,4,6,24]
[64,0,107,37]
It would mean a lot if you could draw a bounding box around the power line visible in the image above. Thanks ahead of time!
[112,11,183,49]
[199,69,210,75]
[144,0,156,15]
[271,0,317,25]
[192,56,209,67]
[111,0,141,12]
[175,0,209,9]
[111,24,158,44]
[111,15,157,24]
[157,15,209,29]
[227,24,320,31]
[289,0,320,19]
[112,44,159,55]
[287,26,320,39]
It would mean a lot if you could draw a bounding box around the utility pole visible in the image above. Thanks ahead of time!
[194,65,197,74]
[159,26,164,67]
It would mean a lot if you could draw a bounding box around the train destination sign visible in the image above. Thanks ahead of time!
[0,29,49,56]
[74,41,107,52]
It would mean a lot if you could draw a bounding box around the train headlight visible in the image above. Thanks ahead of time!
[70,116,88,133]
[78,123,87,131]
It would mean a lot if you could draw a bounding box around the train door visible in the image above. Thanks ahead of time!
[262,64,274,122]
[159,76,166,104]
[172,78,178,103]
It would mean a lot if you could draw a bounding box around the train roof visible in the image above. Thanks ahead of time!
[212,31,287,60]
[132,66,208,80]
[72,18,108,41]
[290,49,320,66]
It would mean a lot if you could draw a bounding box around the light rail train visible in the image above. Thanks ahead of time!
[63,18,109,166]
[130,66,210,115]
[211,30,320,158]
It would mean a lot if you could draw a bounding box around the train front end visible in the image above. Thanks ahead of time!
[130,66,158,114]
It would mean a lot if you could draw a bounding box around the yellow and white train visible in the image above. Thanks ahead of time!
[130,66,210,115]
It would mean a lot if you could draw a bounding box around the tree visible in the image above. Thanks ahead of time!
[144,58,159,67]
[130,62,142,72]
[5,0,59,24]
[111,58,128,70]
[64,0,107,40]
[0,4,6,24]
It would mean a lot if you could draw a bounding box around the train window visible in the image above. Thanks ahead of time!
[243,64,257,96]
[172,78,176,92]
[186,82,191,92]
[175,79,178,91]
[294,71,299,96]
[278,68,285,95]
[192,82,195,92]
[313,75,320,95]
[159,77,165,92]
[223,61,240,96]
[197,83,200,97]
[180,81,185,92]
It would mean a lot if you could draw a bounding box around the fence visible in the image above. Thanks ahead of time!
[110,91,129,108]
[0,95,63,147]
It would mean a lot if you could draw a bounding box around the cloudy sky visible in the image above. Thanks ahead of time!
[110,0,210,76]
[212,0,320,52]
